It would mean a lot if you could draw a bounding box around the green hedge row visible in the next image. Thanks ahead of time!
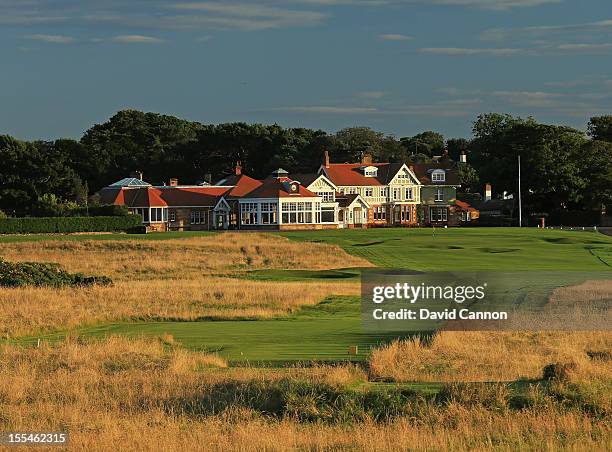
[0,215,141,234]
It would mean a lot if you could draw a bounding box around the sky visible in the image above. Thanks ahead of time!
[1,0,611,141]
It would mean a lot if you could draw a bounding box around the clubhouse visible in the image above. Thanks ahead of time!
[99,152,468,231]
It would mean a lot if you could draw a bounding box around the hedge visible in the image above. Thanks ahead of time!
[69,204,130,217]
[0,215,142,234]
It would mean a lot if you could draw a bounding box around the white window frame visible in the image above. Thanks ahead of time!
[365,188,373,197]
[405,187,413,201]
[435,188,444,202]
[240,202,258,225]
[317,191,334,202]
[432,170,446,183]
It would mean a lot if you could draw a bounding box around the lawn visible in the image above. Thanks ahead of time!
[281,227,612,271]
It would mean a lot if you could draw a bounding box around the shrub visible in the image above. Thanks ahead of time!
[0,258,112,288]
[542,363,577,382]
[0,210,7,220]
[0,215,141,234]
[436,382,510,410]
[194,379,419,423]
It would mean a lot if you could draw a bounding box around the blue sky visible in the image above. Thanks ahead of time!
[1,0,611,140]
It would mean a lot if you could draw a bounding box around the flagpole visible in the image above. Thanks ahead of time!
[518,154,522,228]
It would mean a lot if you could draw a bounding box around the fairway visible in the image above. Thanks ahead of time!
[281,227,612,271]
[19,296,413,364]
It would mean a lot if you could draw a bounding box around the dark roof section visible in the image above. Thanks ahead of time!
[336,193,362,208]
[457,193,515,212]
[411,163,460,186]
[287,173,325,187]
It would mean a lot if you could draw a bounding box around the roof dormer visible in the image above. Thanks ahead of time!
[431,169,446,183]
[282,180,301,194]
[361,166,378,177]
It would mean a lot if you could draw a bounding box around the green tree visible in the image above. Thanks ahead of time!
[458,163,479,193]
[400,131,445,157]
[580,139,612,211]
[587,115,612,142]
[446,137,471,161]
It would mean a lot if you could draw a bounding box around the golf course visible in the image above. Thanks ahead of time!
[4,227,612,363]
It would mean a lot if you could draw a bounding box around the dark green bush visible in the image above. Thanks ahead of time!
[542,363,577,382]
[0,215,141,234]
[0,259,112,288]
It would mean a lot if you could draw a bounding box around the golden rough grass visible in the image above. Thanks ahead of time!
[0,233,364,336]
[369,331,612,383]
[0,278,358,337]
[0,338,608,452]
[0,233,372,280]
[550,279,612,304]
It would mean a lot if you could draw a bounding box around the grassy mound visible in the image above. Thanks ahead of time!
[0,258,112,288]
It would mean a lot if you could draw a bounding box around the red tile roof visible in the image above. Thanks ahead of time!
[99,186,230,208]
[158,186,230,206]
[455,200,479,213]
[224,174,263,198]
[322,163,407,186]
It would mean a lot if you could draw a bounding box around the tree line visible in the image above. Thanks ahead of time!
[0,109,610,218]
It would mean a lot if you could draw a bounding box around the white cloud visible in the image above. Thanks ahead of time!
[492,90,564,107]
[270,106,379,113]
[419,47,523,55]
[167,2,327,30]
[557,43,612,51]
[25,34,75,43]
[112,35,164,43]
[292,0,559,8]
[482,19,612,41]
[379,33,413,41]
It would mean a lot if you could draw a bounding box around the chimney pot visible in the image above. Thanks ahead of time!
[361,153,373,165]
[235,161,242,176]
[460,152,467,164]
[485,183,492,202]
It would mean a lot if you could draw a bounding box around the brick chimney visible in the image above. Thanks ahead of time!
[485,183,492,202]
[169,178,178,187]
[235,161,242,176]
[323,150,330,168]
[460,151,467,164]
[361,153,373,165]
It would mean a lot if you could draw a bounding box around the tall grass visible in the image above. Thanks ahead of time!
[0,234,364,336]
[0,233,372,280]
[0,338,609,451]
[369,331,611,383]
